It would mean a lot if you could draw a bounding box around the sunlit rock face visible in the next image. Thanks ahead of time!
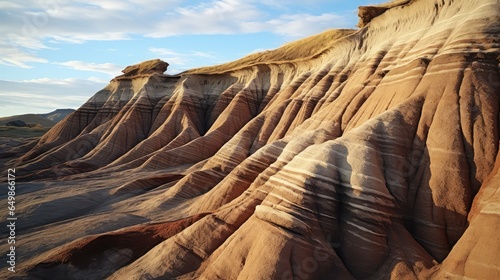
[1,0,499,279]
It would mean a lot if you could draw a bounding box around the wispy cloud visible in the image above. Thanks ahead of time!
[0,78,107,117]
[0,0,362,117]
[264,13,350,37]
[87,76,109,83]
[54,61,123,77]
[148,48,182,57]
[149,1,352,38]
[149,47,219,73]
[0,44,48,68]
[22,77,78,85]
[148,0,262,37]
[0,1,23,9]
[22,77,108,85]
[0,0,353,69]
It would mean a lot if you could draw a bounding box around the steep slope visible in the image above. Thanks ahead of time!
[0,0,499,279]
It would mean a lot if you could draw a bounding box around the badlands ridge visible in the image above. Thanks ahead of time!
[0,0,499,279]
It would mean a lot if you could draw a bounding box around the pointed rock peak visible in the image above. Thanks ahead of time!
[357,0,412,28]
[118,59,169,79]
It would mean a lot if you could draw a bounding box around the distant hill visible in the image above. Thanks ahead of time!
[39,109,76,123]
[0,109,75,128]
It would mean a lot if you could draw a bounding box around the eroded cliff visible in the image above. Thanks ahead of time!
[1,0,499,279]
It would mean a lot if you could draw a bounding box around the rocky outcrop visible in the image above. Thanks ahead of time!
[0,0,499,279]
[357,0,412,28]
[5,120,28,127]
[117,58,169,79]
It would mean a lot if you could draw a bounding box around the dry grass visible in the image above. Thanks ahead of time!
[0,114,57,127]
[0,125,50,138]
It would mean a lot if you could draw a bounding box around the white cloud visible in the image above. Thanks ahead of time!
[0,32,51,68]
[148,47,220,73]
[149,48,182,56]
[49,33,130,44]
[0,78,107,117]
[87,76,109,83]
[190,51,217,59]
[0,0,359,116]
[6,34,52,50]
[267,13,350,37]
[21,77,108,85]
[0,0,354,69]
[54,61,123,77]
[22,77,76,85]
[147,0,264,37]
[145,1,352,38]
[149,48,216,60]
[0,1,23,9]
[0,45,48,68]
[2,0,351,43]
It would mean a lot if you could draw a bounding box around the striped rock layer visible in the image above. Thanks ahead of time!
[1,0,499,279]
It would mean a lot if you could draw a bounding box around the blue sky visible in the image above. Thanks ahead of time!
[0,0,382,117]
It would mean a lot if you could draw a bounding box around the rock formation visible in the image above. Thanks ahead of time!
[5,120,28,127]
[0,0,499,279]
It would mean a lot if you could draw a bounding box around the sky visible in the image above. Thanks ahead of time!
[0,0,382,117]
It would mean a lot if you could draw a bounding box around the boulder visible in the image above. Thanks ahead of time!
[5,120,28,127]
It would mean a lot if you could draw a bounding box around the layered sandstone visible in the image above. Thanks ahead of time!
[0,0,499,279]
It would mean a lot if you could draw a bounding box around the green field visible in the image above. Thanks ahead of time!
[0,125,50,138]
